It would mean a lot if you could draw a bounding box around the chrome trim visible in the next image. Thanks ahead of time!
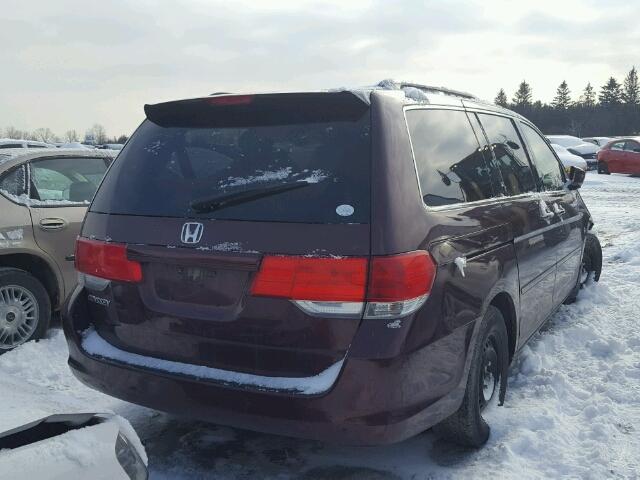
[513,213,584,244]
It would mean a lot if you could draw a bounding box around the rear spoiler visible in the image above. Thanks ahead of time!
[144,92,369,128]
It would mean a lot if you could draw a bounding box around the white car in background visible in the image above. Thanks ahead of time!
[54,141,95,149]
[0,139,54,149]
[551,144,588,173]
[582,136,615,147]
[0,412,148,479]
[98,143,125,150]
[546,135,598,169]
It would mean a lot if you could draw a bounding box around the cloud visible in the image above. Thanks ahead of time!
[1,0,639,136]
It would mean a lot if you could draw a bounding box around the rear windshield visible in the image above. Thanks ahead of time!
[91,93,371,224]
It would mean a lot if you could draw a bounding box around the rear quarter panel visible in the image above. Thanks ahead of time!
[360,93,521,389]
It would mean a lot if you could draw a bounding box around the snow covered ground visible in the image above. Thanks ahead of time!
[1,172,639,479]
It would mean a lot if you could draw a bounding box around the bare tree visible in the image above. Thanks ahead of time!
[32,127,56,143]
[3,126,24,139]
[87,124,108,144]
[64,129,79,142]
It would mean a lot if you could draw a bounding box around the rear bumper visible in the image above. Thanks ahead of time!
[63,288,473,445]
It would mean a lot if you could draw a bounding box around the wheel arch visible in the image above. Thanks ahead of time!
[0,253,62,309]
[489,292,518,363]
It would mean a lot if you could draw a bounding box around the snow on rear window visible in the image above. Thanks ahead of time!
[91,106,370,224]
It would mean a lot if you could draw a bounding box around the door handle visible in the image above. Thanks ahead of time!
[39,218,68,231]
[552,203,566,215]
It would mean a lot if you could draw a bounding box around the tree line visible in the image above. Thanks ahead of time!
[1,123,128,145]
[495,66,640,137]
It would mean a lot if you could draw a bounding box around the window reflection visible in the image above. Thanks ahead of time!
[406,109,495,206]
[477,114,536,196]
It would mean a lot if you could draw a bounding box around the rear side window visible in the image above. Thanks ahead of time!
[406,109,495,206]
[477,113,537,196]
[520,123,565,191]
[91,94,371,224]
[30,157,108,203]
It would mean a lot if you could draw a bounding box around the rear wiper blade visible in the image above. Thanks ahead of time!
[190,181,312,213]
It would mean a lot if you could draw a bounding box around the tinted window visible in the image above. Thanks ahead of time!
[477,114,536,196]
[520,123,565,190]
[0,165,27,198]
[92,95,371,224]
[30,157,108,203]
[0,144,22,149]
[624,141,640,152]
[406,109,495,206]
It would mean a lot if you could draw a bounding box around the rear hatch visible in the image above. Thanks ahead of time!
[79,92,372,379]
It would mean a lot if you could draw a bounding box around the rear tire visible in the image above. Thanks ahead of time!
[564,233,602,304]
[0,268,51,354]
[433,306,509,448]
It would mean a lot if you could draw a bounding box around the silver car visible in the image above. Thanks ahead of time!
[0,148,115,351]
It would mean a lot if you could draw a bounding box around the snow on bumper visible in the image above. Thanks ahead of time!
[81,327,344,395]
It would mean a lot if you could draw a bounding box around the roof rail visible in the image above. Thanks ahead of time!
[399,82,477,100]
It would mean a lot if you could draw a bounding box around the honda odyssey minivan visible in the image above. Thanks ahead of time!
[63,82,602,447]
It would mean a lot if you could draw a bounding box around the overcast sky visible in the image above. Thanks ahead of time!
[2,0,639,138]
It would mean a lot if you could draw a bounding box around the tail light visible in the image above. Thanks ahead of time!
[365,251,436,319]
[251,251,436,318]
[75,238,142,283]
[251,256,367,317]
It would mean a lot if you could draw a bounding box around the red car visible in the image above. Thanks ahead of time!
[597,137,640,174]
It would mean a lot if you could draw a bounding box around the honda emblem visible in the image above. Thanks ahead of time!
[181,222,204,244]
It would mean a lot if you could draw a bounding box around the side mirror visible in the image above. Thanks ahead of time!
[567,166,586,190]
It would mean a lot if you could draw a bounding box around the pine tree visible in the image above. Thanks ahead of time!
[512,81,533,107]
[579,83,597,107]
[622,67,640,105]
[552,80,572,109]
[599,77,623,106]
[494,88,508,107]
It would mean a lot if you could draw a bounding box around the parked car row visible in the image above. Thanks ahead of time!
[546,135,599,170]
[0,139,54,149]
[1,139,124,151]
[582,136,615,147]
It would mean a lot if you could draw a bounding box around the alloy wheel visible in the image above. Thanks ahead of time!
[0,285,39,350]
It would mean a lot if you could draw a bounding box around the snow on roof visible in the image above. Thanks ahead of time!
[0,148,117,171]
[332,79,481,105]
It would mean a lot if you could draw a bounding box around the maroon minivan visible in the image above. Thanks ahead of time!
[63,83,602,447]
